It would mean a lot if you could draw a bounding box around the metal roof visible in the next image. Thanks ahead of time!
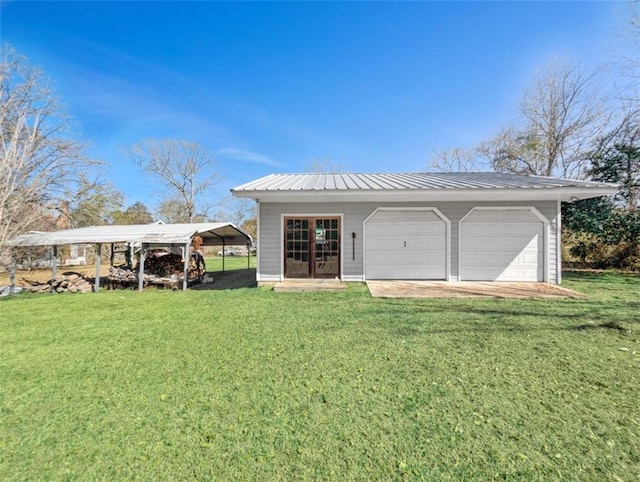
[232,172,616,192]
[5,222,252,248]
[231,172,619,202]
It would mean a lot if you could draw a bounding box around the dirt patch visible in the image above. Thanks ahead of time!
[366,280,586,299]
[0,265,112,286]
[272,280,347,292]
[2,265,257,292]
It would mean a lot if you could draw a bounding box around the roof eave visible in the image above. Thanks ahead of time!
[4,222,252,248]
[232,186,619,203]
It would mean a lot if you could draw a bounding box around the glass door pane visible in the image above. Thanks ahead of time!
[285,218,310,278]
[313,218,340,277]
[285,216,340,278]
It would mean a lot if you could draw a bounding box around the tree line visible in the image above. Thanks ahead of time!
[430,4,640,269]
[0,45,255,268]
[2,4,639,270]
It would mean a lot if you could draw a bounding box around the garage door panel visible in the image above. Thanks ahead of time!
[369,210,440,223]
[522,253,539,263]
[460,209,544,282]
[367,250,443,263]
[367,262,445,279]
[366,234,444,252]
[463,253,518,266]
[367,222,444,235]
[365,210,447,280]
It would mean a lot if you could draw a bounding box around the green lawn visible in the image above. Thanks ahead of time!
[1,272,638,480]
[205,255,256,272]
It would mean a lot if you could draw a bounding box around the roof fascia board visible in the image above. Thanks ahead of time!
[232,186,619,203]
[5,223,252,248]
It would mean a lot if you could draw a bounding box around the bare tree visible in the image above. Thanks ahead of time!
[429,147,480,172]
[479,61,606,179]
[304,159,351,173]
[622,1,640,63]
[477,126,547,175]
[623,1,640,101]
[216,197,256,227]
[0,45,95,267]
[129,139,221,223]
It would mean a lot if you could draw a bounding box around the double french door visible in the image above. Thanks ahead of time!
[284,217,340,278]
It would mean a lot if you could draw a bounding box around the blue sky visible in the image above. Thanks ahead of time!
[0,1,629,208]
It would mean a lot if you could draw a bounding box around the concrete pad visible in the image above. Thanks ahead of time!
[366,280,585,299]
[273,279,347,293]
[0,286,23,297]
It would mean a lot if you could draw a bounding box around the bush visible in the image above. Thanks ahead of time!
[563,231,640,270]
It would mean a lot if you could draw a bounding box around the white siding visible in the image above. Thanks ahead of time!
[257,200,560,283]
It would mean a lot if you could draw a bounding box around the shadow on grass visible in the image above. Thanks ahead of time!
[572,321,627,331]
[357,297,639,337]
[563,270,640,284]
[372,318,633,337]
[191,268,257,291]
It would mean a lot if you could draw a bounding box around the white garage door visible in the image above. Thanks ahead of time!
[460,209,544,282]
[365,209,447,280]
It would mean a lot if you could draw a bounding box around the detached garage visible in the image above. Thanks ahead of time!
[231,172,619,285]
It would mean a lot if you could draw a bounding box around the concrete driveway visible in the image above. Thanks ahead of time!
[366,280,585,299]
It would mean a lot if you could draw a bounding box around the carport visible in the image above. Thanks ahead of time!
[5,222,252,293]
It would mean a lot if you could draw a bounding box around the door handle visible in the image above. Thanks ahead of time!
[404,241,406,248]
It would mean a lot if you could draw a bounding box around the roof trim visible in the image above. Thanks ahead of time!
[232,186,619,203]
[231,172,619,202]
[5,222,252,248]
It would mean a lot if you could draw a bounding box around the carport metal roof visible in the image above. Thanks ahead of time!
[5,222,252,247]
[4,223,252,295]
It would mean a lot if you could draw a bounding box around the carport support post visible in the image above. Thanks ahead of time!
[94,243,101,293]
[9,252,16,295]
[138,244,146,292]
[182,241,190,291]
[247,242,250,269]
[50,245,58,293]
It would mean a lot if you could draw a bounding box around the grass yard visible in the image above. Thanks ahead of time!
[1,271,638,480]
[205,255,256,272]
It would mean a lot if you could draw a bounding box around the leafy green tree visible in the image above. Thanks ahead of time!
[589,117,640,254]
[590,143,640,211]
[563,117,640,267]
[155,198,206,224]
[112,201,154,225]
[562,197,614,237]
[67,177,124,227]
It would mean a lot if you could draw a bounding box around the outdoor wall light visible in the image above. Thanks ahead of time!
[351,232,356,261]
